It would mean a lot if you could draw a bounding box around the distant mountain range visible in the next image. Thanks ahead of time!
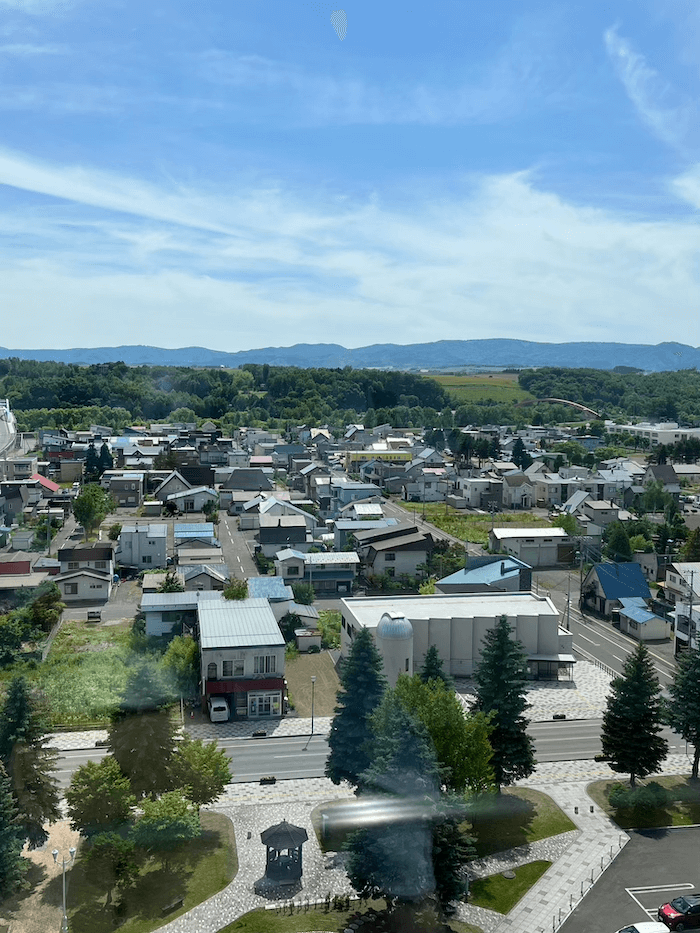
[1,340,698,372]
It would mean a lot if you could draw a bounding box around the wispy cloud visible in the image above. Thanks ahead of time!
[604,25,696,152]
[0,42,66,53]
[0,149,698,350]
[0,0,77,13]
[197,37,551,127]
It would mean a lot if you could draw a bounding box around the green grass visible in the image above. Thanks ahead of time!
[470,788,576,858]
[432,374,534,406]
[587,775,700,829]
[284,650,340,717]
[68,811,237,933]
[468,861,552,914]
[220,903,482,933]
[401,503,553,546]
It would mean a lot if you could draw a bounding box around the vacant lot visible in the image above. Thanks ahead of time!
[284,650,339,717]
[401,503,553,545]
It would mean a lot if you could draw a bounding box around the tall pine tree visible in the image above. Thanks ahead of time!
[666,646,700,779]
[601,642,668,786]
[473,615,535,791]
[326,627,386,788]
[0,760,25,898]
[419,645,453,688]
[0,676,61,848]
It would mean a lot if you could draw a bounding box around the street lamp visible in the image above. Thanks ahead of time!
[310,675,317,737]
[52,846,77,933]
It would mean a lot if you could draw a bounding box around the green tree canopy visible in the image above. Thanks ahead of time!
[161,635,199,696]
[85,833,139,907]
[473,616,535,791]
[65,756,136,837]
[0,761,24,899]
[601,642,668,787]
[419,645,453,688]
[169,734,232,809]
[73,483,115,537]
[130,791,201,857]
[326,627,386,787]
[603,522,632,561]
[223,578,248,600]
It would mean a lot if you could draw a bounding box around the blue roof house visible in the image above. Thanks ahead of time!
[581,562,651,618]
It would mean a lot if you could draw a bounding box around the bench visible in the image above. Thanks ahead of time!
[86,610,102,622]
[161,897,184,916]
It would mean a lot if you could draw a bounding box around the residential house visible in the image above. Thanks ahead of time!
[643,463,682,499]
[618,597,671,641]
[274,548,359,595]
[0,556,51,600]
[104,472,145,508]
[663,562,700,604]
[55,543,115,603]
[166,486,218,514]
[219,468,274,512]
[257,514,310,558]
[140,589,220,636]
[200,598,286,719]
[352,523,433,580]
[435,555,532,593]
[501,472,534,509]
[182,564,229,591]
[116,523,168,570]
[153,470,192,502]
[581,562,651,618]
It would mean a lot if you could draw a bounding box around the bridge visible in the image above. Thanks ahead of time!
[517,397,600,419]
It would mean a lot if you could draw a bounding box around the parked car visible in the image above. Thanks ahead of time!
[658,895,700,930]
[615,923,672,933]
[207,695,230,723]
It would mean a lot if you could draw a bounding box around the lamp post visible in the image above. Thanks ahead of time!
[53,846,77,933]
[310,675,317,736]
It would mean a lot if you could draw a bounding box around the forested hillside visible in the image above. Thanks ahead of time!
[0,359,449,432]
[518,368,700,423]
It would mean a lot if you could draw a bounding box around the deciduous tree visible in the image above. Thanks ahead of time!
[169,734,232,808]
[73,483,115,538]
[85,833,139,907]
[130,791,200,864]
[223,577,248,600]
[65,756,136,837]
[473,616,535,791]
[601,642,668,787]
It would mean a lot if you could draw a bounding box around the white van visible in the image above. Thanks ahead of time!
[207,696,230,723]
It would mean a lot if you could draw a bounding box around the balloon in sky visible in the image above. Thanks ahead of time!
[331,10,347,40]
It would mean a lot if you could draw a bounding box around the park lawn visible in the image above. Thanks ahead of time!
[400,503,553,546]
[468,861,551,914]
[37,619,134,727]
[68,812,237,933]
[432,374,533,406]
[284,650,340,717]
[220,902,482,933]
[470,788,576,858]
[587,775,700,829]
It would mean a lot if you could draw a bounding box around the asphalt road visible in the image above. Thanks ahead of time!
[56,719,691,788]
[560,826,700,933]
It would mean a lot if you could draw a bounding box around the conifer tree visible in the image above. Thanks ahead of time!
[419,645,453,688]
[0,676,61,848]
[601,642,668,786]
[666,646,700,779]
[0,761,24,898]
[473,615,535,791]
[326,627,386,787]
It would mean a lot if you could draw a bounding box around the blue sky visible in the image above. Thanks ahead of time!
[0,0,699,351]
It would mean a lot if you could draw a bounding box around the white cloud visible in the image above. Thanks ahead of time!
[0,42,65,53]
[0,0,77,12]
[0,151,699,350]
[604,25,696,152]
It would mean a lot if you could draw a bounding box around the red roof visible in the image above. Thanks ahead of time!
[31,474,61,493]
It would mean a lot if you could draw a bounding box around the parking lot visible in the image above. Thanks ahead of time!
[560,827,700,932]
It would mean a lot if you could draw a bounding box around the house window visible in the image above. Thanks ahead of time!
[222,660,233,678]
[405,658,410,671]
[207,662,217,680]
[65,583,78,595]
[95,561,106,569]
[68,561,78,569]
[185,500,195,511]
[148,540,156,546]
[254,655,276,674]
[385,552,396,562]
[287,565,299,575]
[143,556,152,564]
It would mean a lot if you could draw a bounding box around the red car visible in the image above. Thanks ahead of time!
[658,895,700,930]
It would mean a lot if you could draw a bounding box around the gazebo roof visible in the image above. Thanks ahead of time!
[260,819,308,849]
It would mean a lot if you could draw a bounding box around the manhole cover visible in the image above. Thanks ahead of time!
[502,870,516,879]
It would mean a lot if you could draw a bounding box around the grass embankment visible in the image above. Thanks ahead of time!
[68,812,237,933]
[400,503,553,546]
[587,776,700,829]
[468,861,551,914]
[432,374,534,406]
[284,650,340,718]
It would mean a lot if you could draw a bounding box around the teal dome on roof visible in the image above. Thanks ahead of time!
[376,612,413,640]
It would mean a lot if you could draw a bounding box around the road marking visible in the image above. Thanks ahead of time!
[612,654,625,663]
[577,633,600,646]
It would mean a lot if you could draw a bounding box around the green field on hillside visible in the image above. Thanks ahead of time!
[433,374,534,406]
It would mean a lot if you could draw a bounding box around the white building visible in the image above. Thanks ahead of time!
[488,527,571,567]
[340,591,573,682]
[116,523,168,570]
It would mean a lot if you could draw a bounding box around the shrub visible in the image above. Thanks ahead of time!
[608,781,670,811]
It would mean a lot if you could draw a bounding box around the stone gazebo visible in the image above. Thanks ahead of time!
[256,819,309,894]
